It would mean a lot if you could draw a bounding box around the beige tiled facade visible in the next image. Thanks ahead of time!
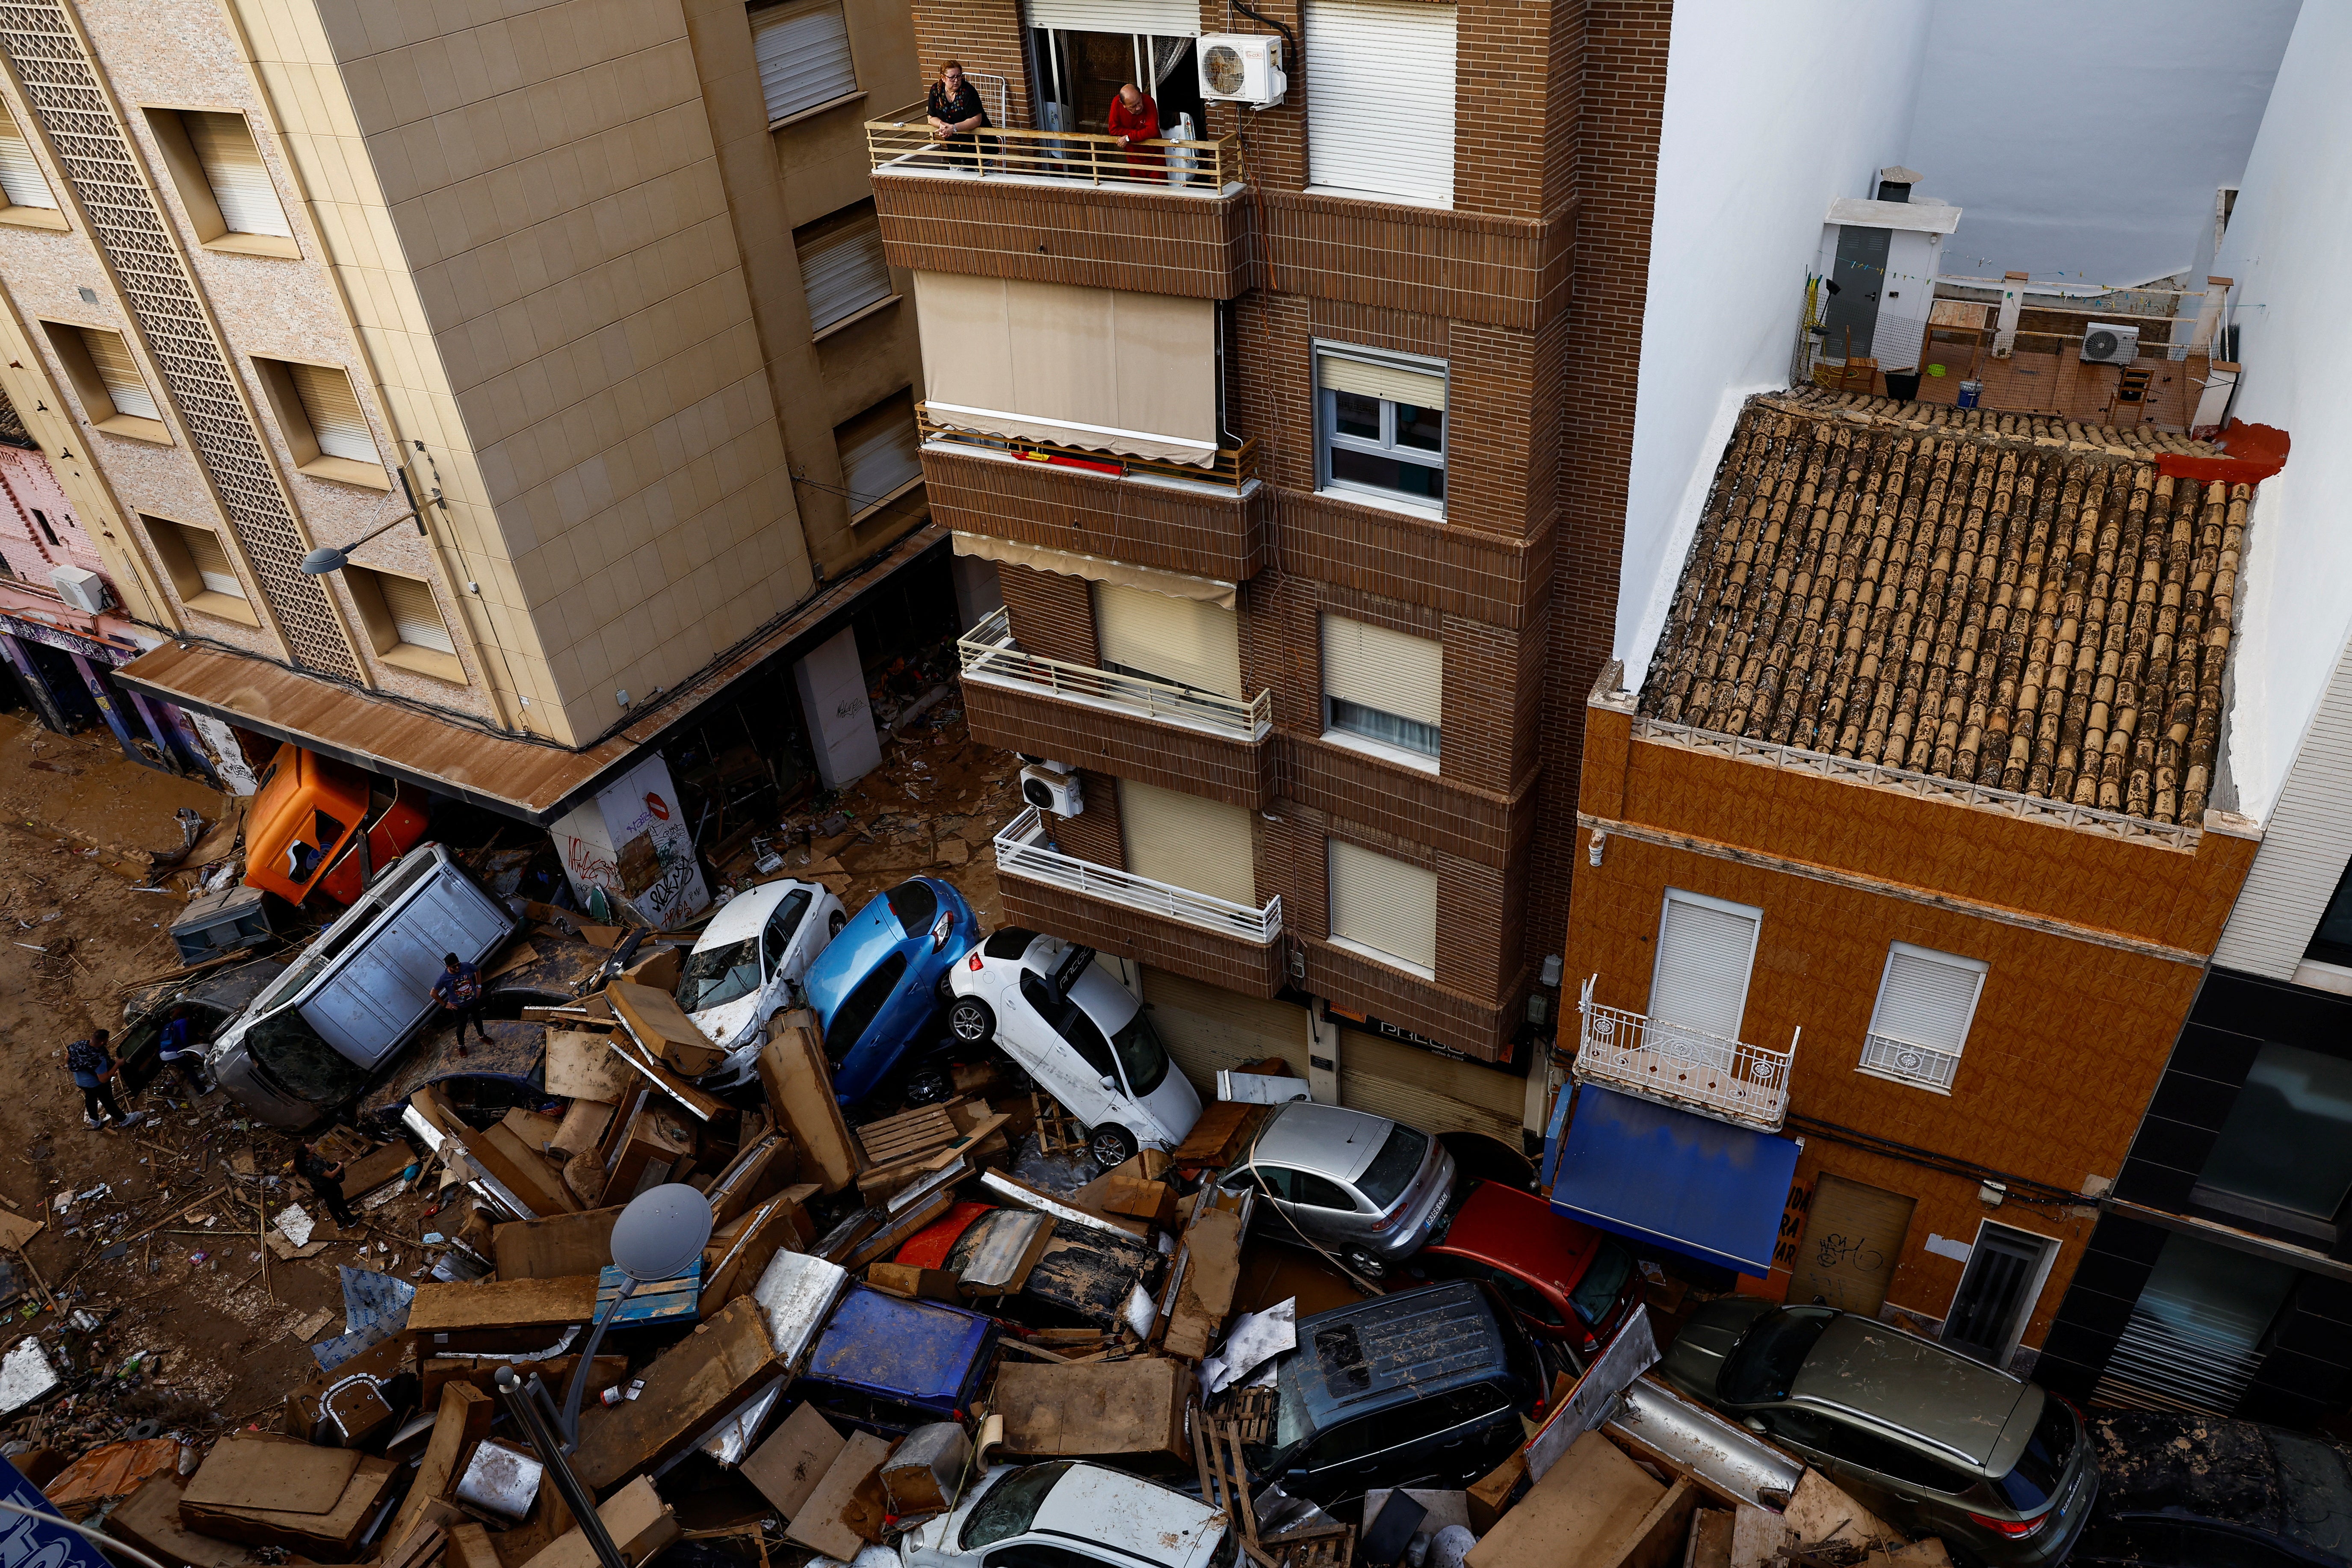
[0,0,925,751]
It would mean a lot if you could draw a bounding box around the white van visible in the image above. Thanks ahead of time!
[210,843,513,1128]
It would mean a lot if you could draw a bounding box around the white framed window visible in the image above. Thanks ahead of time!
[1857,942,1986,1094]
[795,201,892,337]
[834,389,922,522]
[1320,611,1439,766]
[1303,0,1456,207]
[1328,838,1439,979]
[753,0,859,125]
[1315,344,1445,514]
[1648,888,1761,1041]
[0,98,59,215]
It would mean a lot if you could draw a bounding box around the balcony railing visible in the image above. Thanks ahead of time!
[919,405,1259,492]
[868,106,1238,195]
[994,804,1282,945]
[1857,1033,1959,1093]
[960,607,1271,742]
[1575,977,1797,1132]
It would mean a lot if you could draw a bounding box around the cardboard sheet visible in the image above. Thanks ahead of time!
[742,1402,848,1519]
[182,1435,360,1513]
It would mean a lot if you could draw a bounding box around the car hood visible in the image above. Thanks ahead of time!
[688,994,763,1050]
[1660,1296,1778,1400]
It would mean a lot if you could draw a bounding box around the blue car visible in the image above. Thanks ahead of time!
[802,877,979,1104]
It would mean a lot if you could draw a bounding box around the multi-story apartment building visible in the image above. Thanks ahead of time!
[891,0,1667,1145]
[0,0,941,917]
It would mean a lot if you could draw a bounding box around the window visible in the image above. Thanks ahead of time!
[760,890,811,973]
[833,390,922,523]
[1327,838,1439,979]
[2306,858,2352,967]
[1355,1122,1429,1208]
[1647,888,1761,1040]
[753,0,858,124]
[1293,1170,1354,1211]
[254,357,386,486]
[30,509,58,548]
[1321,612,1440,763]
[1118,778,1257,909]
[1022,972,1118,1080]
[343,566,464,684]
[2194,1041,2352,1225]
[1856,942,1986,1093]
[1094,582,1243,698]
[0,98,62,227]
[960,1462,1071,1550]
[1316,346,1445,510]
[795,202,893,336]
[1303,0,1456,207]
[143,108,296,256]
[142,514,257,626]
[46,323,168,440]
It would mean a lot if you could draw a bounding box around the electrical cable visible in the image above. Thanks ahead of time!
[1782,1113,2081,1209]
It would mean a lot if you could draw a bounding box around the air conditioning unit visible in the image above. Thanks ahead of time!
[1019,755,1077,777]
[50,566,109,614]
[1020,765,1083,816]
[1198,35,1285,108]
[2081,322,2141,365]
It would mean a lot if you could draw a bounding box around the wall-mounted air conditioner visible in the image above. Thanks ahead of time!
[1198,35,1285,108]
[1021,765,1084,816]
[50,566,109,614]
[2081,322,2141,365]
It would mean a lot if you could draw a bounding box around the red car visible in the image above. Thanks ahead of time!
[1390,1181,1642,1364]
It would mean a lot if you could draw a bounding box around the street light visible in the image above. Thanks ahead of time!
[298,467,432,574]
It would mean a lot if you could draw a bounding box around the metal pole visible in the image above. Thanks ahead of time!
[496,1366,629,1568]
[560,1278,637,1448]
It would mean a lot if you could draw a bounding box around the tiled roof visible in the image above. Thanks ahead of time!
[1638,388,2250,827]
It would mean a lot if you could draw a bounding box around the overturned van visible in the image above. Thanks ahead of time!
[209,843,514,1128]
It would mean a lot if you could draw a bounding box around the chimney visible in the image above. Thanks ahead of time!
[1876,165,1922,203]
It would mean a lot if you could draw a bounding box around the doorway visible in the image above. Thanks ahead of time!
[1786,1173,1915,1317]
[1941,1223,2058,1368]
[1034,31,1206,142]
[1822,224,1891,363]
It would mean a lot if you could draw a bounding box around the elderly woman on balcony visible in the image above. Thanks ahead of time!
[926,60,991,170]
[1106,83,1164,181]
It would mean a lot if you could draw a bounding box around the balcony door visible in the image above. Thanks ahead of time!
[1093,581,1241,700]
[1118,778,1255,909]
[1031,15,1205,142]
[1647,888,1761,1043]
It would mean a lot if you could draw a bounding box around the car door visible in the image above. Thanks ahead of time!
[1259,1166,1359,1247]
[759,891,812,1012]
[1017,973,1121,1127]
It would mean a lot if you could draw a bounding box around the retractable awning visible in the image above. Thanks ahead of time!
[1547,1086,1801,1277]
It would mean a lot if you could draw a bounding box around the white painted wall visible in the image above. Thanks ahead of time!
[1903,0,2298,288]
[1617,0,1934,681]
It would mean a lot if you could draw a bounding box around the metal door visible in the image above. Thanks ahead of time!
[1786,1174,1915,1316]
[1940,1223,2056,1366]
[1822,225,1892,362]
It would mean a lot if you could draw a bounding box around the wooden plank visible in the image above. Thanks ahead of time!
[995,1359,1195,1464]
[609,980,727,1077]
[183,1435,359,1513]
[515,1476,679,1568]
[1463,1432,1662,1568]
[179,1453,398,1555]
[384,1382,494,1554]
[606,1035,725,1122]
[493,1208,623,1281]
[573,1297,784,1491]
[408,1276,598,1354]
[706,1132,796,1225]
[782,1432,893,1562]
[544,1029,632,1101]
[700,1194,806,1309]
[742,1402,846,1519]
[596,1261,702,1326]
[759,1009,861,1192]
[855,1105,959,1167]
[106,1475,265,1568]
[1593,1476,1702,1568]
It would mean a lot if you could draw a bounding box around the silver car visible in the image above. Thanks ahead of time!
[1220,1102,1457,1278]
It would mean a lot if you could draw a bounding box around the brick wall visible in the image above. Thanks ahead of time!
[910,0,1032,126]
[1050,767,1125,867]
[997,561,1095,667]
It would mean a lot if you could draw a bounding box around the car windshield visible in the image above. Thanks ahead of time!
[1356,1123,1431,1209]
[1569,1238,1635,1326]
[247,1010,368,1105]
[959,1462,1072,1550]
[1245,1354,1318,1474]
[1721,1310,1833,1403]
[886,880,938,936]
[680,937,761,1012]
[1109,1009,1171,1097]
[1990,1395,2077,1513]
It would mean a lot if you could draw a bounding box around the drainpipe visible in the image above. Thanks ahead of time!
[1992,271,2027,359]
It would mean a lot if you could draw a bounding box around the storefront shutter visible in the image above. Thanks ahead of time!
[1140,966,1308,1098]
[1337,1028,1524,1146]
[754,2,858,123]
[1868,944,1985,1053]
[1647,889,1760,1040]
[1028,0,1200,35]
[1118,778,1256,908]
[380,573,455,655]
[1303,0,1456,207]
[183,526,242,598]
[185,111,291,237]
[290,363,376,463]
[1327,839,1438,976]
[1317,352,1445,410]
[797,212,892,334]
[1321,613,1440,727]
[82,329,160,421]
[1093,582,1242,698]
[0,105,55,209]
[1786,1174,1916,1317]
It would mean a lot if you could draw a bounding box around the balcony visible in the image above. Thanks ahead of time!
[1857,1033,1958,1093]
[993,804,1288,996]
[1574,978,1797,1133]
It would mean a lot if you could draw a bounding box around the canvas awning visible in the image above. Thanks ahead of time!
[952,532,1235,609]
[1546,1086,1802,1277]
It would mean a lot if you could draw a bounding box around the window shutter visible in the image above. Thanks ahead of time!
[379,573,455,655]
[1321,614,1440,727]
[1093,582,1242,698]
[1869,945,1985,1053]
[1647,889,1761,1039]
[81,329,160,421]
[1303,0,1456,206]
[836,399,921,514]
[1028,0,1199,35]
[0,105,55,210]
[1317,353,1445,411]
[184,111,290,238]
[289,363,375,463]
[1328,839,1439,976]
[183,526,242,598]
[797,211,892,334]
[754,2,857,123]
[1118,778,1256,908]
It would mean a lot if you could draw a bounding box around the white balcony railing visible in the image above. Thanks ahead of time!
[1858,1033,1959,1093]
[993,804,1282,945]
[1575,976,1797,1132]
[959,607,1272,743]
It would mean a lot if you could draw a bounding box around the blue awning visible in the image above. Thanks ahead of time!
[1547,1086,1802,1276]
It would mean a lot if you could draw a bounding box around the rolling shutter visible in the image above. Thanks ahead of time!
[0,105,55,209]
[1647,889,1760,1039]
[1141,966,1307,1098]
[289,363,376,463]
[797,210,892,334]
[185,111,290,238]
[379,573,454,655]
[182,526,242,598]
[1328,839,1438,976]
[1093,582,1242,698]
[81,329,160,421]
[1868,944,1986,1053]
[1028,0,1199,35]
[1318,352,1445,410]
[755,2,858,123]
[1303,0,1455,207]
[836,396,922,514]
[1321,614,1439,727]
[1337,1029,1524,1145]
[1118,778,1256,907]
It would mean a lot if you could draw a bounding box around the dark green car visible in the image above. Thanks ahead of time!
[1659,1300,2097,1566]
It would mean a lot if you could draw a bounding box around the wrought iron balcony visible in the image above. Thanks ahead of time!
[1574,976,1797,1132]
[958,607,1270,744]
[867,108,1239,195]
[994,804,1282,945]
[1858,1033,1959,1093]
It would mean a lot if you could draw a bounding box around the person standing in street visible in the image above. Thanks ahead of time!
[295,1140,358,1229]
[67,1029,142,1131]
[156,1005,214,1104]
[429,952,488,1054]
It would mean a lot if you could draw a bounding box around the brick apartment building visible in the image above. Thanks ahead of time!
[886,0,1668,1144]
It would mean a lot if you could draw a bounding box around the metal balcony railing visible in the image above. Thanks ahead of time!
[867,106,1238,194]
[919,406,1258,492]
[959,607,1271,743]
[1574,976,1797,1132]
[1858,1032,1960,1093]
[994,804,1282,945]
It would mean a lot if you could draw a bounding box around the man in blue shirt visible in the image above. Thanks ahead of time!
[66,1029,142,1131]
[429,953,489,1054]
[157,1004,214,1102]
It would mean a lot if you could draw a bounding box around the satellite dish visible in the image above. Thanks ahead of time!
[609,1184,712,1283]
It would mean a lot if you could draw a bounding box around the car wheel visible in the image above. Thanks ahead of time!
[828,909,846,938]
[947,997,996,1046]
[1088,1124,1139,1170]
[904,1067,955,1106]
[1342,1246,1389,1281]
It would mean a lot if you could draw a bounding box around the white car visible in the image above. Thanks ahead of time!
[901,1460,1224,1568]
[678,879,845,1083]
[945,929,1203,1167]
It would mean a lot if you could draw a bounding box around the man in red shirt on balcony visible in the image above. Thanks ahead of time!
[1106,83,1163,182]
